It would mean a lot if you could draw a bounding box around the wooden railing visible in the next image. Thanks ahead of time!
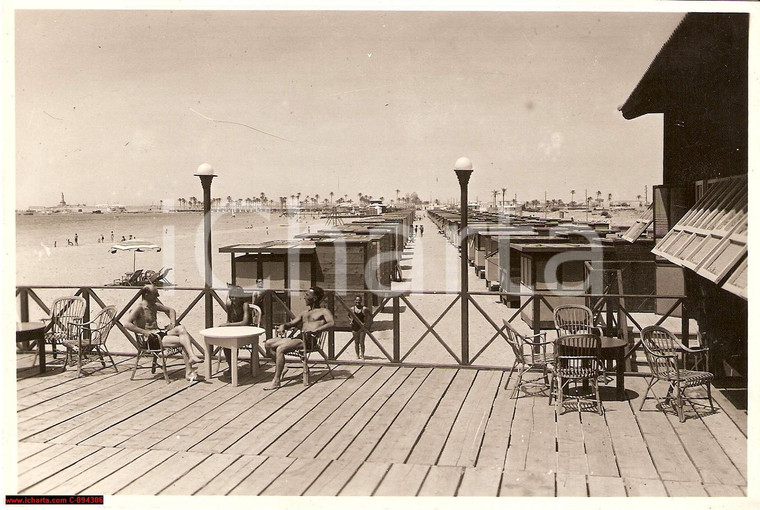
[16,284,692,371]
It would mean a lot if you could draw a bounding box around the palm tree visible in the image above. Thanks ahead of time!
[395,189,400,202]
[596,190,602,205]
[607,193,612,206]
[329,191,334,205]
[570,189,575,205]
[637,194,642,206]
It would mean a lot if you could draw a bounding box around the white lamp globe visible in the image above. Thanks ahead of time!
[195,163,215,176]
[454,157,473,171]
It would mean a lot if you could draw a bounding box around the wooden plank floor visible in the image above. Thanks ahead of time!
[13,354,747,497]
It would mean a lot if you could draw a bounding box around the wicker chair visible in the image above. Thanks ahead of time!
[551,333,604,415]
[283,329,334,387]
[553,304,603,338]
[640,326,714,422]
[64,305,119,377]
[216,303,263,372]
[502,319,555,398]
[130,331,184,383]
[34,296,87,366]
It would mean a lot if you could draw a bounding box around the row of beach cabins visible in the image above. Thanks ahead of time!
[427,208,657,332]
[219,210,415,330]
[216,203,659,338]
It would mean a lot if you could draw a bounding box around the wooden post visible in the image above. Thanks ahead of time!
[328,292,335,359]
[681,300,689,346]
[392,294,400,363]
[82,288,91,341]
[533,294,541,337]
[265,291,273,337]
[20,288,29,322]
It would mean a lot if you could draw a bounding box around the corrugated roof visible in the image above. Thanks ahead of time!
[620,13,748,119]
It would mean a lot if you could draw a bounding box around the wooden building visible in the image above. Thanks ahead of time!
[620,12,748,377]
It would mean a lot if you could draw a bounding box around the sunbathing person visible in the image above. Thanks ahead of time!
[263,286,334,390]
[124,284,204,380]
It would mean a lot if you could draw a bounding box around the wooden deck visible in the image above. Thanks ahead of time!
[14,353,747,497]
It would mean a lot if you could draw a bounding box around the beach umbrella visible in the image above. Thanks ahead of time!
[110,239,162,272]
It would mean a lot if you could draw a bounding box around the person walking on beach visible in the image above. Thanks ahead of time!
[111,231,114,242]
[74,233,78,245]
[219,284,252,376]
[124,284,205,381]
[349,295,372,360]
[419,225,424,236]
[263,286,334,390]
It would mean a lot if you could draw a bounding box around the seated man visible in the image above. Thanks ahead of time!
[263,286,334,390]
[219,284,252,373]
[124,284,204,381]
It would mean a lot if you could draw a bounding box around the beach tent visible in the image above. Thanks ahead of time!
[110,239,161,272]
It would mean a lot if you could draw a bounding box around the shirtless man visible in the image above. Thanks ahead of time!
[263,286,334,390]
[124,284,204,380]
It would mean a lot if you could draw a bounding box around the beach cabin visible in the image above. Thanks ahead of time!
[512,242,607,330]
[219,240,318,325]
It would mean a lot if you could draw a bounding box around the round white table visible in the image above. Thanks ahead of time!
[199,326,265,386]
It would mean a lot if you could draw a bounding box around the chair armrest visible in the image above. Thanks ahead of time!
[523,332,553,347]
[679,345,708,354]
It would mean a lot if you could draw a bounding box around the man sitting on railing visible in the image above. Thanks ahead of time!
[263,286,334,390]
[124,284,205,381]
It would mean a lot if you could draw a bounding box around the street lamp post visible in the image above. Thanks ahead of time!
[454,157,473,365]
[195,163,217,328]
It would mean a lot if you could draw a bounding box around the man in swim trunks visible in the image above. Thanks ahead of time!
[263,286,334,390]
[124,284,204,380]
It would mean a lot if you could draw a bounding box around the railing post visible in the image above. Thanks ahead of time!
[265,290,273,338]
[392,294,400,363]
[20,287,29,322]
[327,292,335,360]
[605,295,615,336]
[532,293,541,337]
[681,299,689,346]
[82,288,91,340]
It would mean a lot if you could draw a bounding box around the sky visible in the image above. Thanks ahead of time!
[10,7,691,208]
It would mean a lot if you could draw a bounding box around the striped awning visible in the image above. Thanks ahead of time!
[622,205,653,243]
[652,176,747,299]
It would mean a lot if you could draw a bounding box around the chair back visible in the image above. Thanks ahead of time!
[127,269,144,286]
[48,296,87,340]
[554,304,595,337]
[87,306,117,347]
[556,333,602,376]
[640,326,680,379]
[502,320,527,364]
[249,304,262,327]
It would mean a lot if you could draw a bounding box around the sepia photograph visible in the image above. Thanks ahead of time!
[3,0,755,505]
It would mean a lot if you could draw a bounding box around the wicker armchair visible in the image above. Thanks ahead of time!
[64,305,119,377]
[282,329,333,387]
[550,333,604,415]
[130,331,184,383]
[35,296,87,366]
[640,326,714,422]
[553,304,603,338]
[502,319,554,398]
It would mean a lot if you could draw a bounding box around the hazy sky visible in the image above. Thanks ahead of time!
[13,8,686,208]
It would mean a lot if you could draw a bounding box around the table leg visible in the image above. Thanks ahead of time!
[251,336,260,377]
[204,340,212,380]
[616,353,625,400]
[231,346,239,387]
